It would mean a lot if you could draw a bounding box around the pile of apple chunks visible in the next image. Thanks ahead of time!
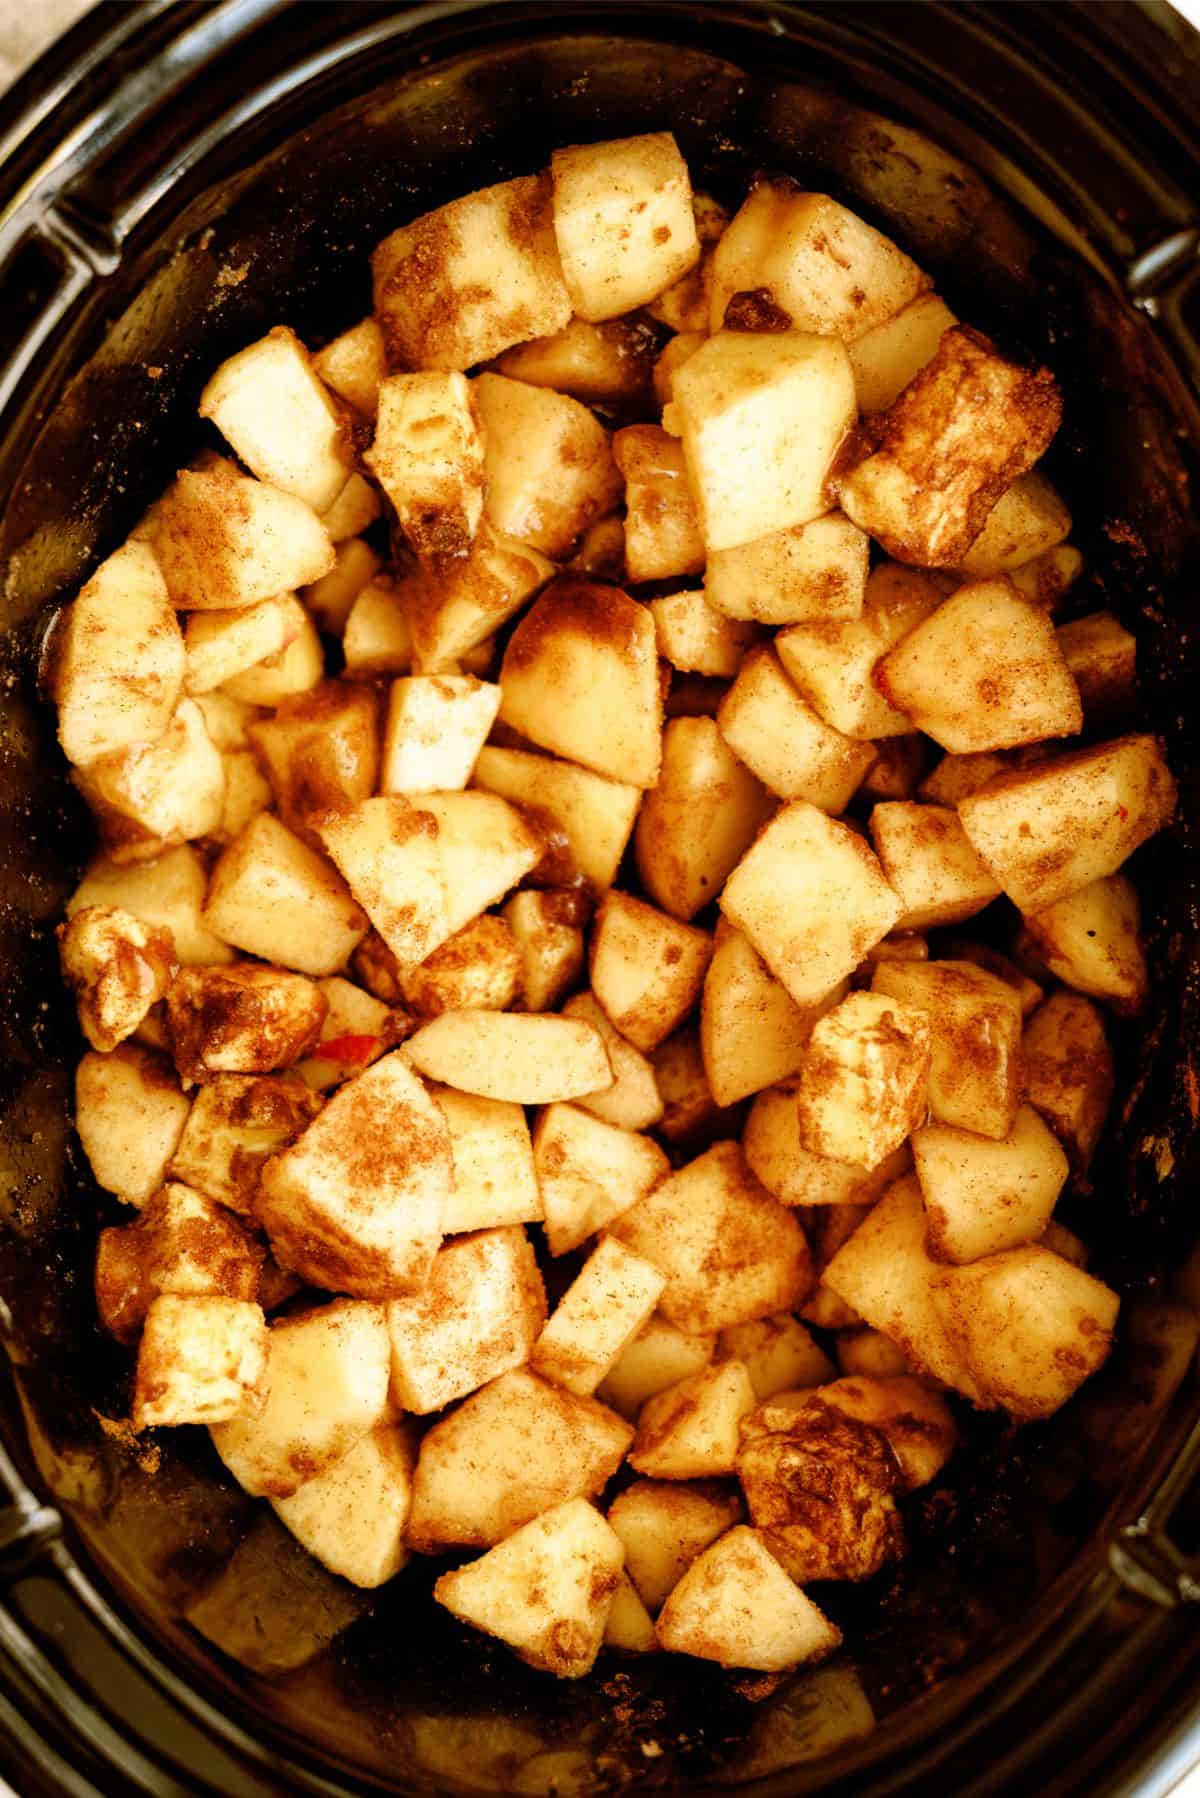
[53,129,1180,1684]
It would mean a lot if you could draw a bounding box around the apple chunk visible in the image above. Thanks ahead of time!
[913,1103,1068,1264]
[533,1235,666,1396]
[54,541,184,768]
[380,675,500,795]
[872,959,1022,1139]
[133,1295,268,1429]
[533,1102,669,1255]
[705,512,868,626]
[869,802,1001,930]
[473,373,621,558]
[498,580,662,790]
[387,1226,546,1413]
[434,1498,624,1680]
[630,1361,756,1478]
[875,578,1082,753]
[656,1528,841,1672]
[372,173,571,372]
[1021,993,1114,1177]
[673,329,856,552]
[473,745,641,893]
[636,718,775,924]
[551,131,699,321]
[405,1012,612,1104]
[611,1140,813,1334]
[797,990,931,1171]
[957,733,1176,912]
[204,813,367,977]
[75,1043,191,1206]
[589,891,712,1054]
[317,792,540,973]
[1020,874,1147,1014]
[273,1424,415,1589]
[199,326,353,513]
[718,648,876,810]
[255,1051,452,1297]
[366,371,485,560]
[840,327,1062,566]
[407,1367,632,1550]
[613,424,705,583]
[719,801,901,1007]
[701,924,834,1108]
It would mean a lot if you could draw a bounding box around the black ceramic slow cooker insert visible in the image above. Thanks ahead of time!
[1,4,1199,1795]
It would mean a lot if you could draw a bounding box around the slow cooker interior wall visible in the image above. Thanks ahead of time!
[0,9,1199,1796]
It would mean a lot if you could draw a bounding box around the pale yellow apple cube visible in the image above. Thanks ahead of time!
[199,326,353,513]
[913,1103,1068,1264]
[742,1085,911,1209]
[405,522,554,672]
[273,1424,414,1589]
[650,589,758,677]
[635,717,774,924]
[717,648,876,810]
[613,424,705,582]
[776,563,943,739]
[630,1360,756,1478]
[312,316,386,417]
[1021,993,1113,1176]
[552,132,699,321]
[656,1528,841,1671]
[75,1043,190,1206]
[474,745,641,893]
[381,675,500,794]
[848,292,957,412]
[532,1102,669,1256]
[366,371,485,560]
[204,813,367,976]
[1056,611,1137,726]
[433,1086,542,1234]
[502,889,586,1013]
[868,801,1001,930]
[405,1012,612,1105]
[595,1316,716,1420]
[54,541,183,768]
[302,538,382,636]
[133,1294,268,1428]
[705,512,868,626]
[473,372,621,558]
[700,925,834,1108]
[387,1226,546,1412]
[872,959,1022,1140]
[1022,874,1147,1013]
[562,992,663,1132]
[957,470,1071,575]
[797,990,931,1170]
[589,891,712,1053]
[533,1236,666,1396]
[717,1314,835,1400]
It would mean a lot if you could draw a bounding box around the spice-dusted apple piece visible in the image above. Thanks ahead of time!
[433,1087,542,1234]
[434,1498,625,1681]
[796,990,931,1171]
[589,892,712,1054]
[493,315,658,407]
[957,733,1176,913]
[840,327,1062,567]
[294,976,397,1092]
[407,1368,631,1551]
[647,189,729,332]
[613,424,706,583]
[630,1361,757,1479]
[366,371,485,561]
[380,676,500,795]
[932,1245,1120,1419]
[701,925,839,1110]
[312,316,386,418]
[301,538,381,636]
[718,648,876,810]
[551,132,699,321]
[1021,993,1114,1178]
[59,906,177,1053]
[656,1528,841,1672]
[498,580,662,790]
[204,814,368,976]
[720,801,902,1008]
[210,1299,392,1496]
[387,1226,546,1413]
[372,173,571,372]
[605,1573,658,1656]
[219,596,324,708]
[75,699,225,865]
[1019,874,1148,1014]
[183,597,295,697]
[473,374,621,558]
[1056,612,1137,727]
[165,963,328,1085]
[705,512,869,626]
[649,589,758,679]
[611,1140,813,1334]
[133,1295,269,1429]
[822,1176,981,1395]
[397,915,521,1019]
[596,1317,717,1420]
[956,470,1071,576]
[743,1084,910,1211]
[404,521,554,673]
[532,1102,668,1256]
[134,458,334,610]
[95,1181,265,1344]
[562,992,663,1132]
[637,719,775,925]
[871,958,1022,1140]
[736,1395,903,1583]
[672,330,857,552]
[273,1424,415,1589]
[200,326,355,514]
[169,1073,322,1212]
[717,1316,835,1402]
[875,579,1082,753]
[912,1104,1069,1264]
[776,563,943,740]
[503,889,586,1013]
[255,1050,451,1298]
[317,792,540,975]
[75,1043,191,1207]
[249,682,381,839]
[532,1236,664,1399]
[778,1375,957,1491]
[406,1011,612,1105]
[868,802,1001,931]
[321,472,381,543]
[53,541,184,768]
[709,182,927,340]
[67,845,234,969]
[474,745,642,893]
[848,291,957,413]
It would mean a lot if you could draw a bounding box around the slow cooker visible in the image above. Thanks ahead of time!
[1,3,1199,1794]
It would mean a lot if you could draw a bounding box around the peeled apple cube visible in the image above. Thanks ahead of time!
[613,424,706,583]
[75,699,225,864]
[405,1012,613,1105]
[273,1424,415,1589]
[203,812,367,978]
[199,325,354,514]
[874,578,1082,753]
[957,733,1176,913]
[956,470,1071,576]
[387,1226,546,1413]
[704,512,869,627]
[710,183,926,341]
[365,371,485,561]
[872,958,1022,1140]
[54,541,184,768]
[656,1527,841,1672]
[913,1103,1069,1265]
[371,173,572,372]
[868,801,1001,931]
[132,1294,268,1429]
[551,131,700,322]
[848,291,957,413]
[796,990,931,1172]
[472,373,621,559]
[1021,993,1114,1176]
[672,330,856,552]
[474,745,642,894]
[533,1102,669,1256]
[74,1043,190,1207]
[1020,874,1148,1014]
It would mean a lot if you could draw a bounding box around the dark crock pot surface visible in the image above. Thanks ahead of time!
[1,5,1199,1795]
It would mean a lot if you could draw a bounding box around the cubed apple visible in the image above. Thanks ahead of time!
[366,370,485,560]
[433,1086,542,1233]
[75,700,225,864]
[169,1073,322,1213]
[405,1011,612,1104]
[199,326,354,513]
[473,372,621,558]
[95,1180,264,1344]
[848,292,957,412]
[53,541,183,767]
[533,1101,668,1257]
[387,1225,546,1412]
[494,314,658,406]
[797,990,931,1170]
[312,316,386,417]
[59,906,177,1053]
[1021,993,1114,1177]
[719,801,902,1007]
[673,330,857,552]
[562,992,663,1131]
[473,744,641,892]
[533,1235,666,1396]
[636,718,775,923]
[718,647,876,810]
[596,1317,716,1420]
[913,1102,1068,1264]
[868,801,1001,930]
[742,1084,912,1209]
[273,1423,415,1589]
[204,813,367,976]
[75,1043,190,1206]
[776,562,943,739]
[1056,611,1137,727]
[1022,874,1147,1013]
[302,538,382,636]
[372,173,571,371]
[503,889,586,1012]
[630,1360,757,1478]
[589,891,712,1053]
[613,424,705,583]
[342,576,414,677]
[717,1314,835,1400]
[701,924,835,1108]
[133,1294,268,1428]
[956,470,1071,576]
[405,521,554,672]
[705,512,868,626]
[380,675,500,793]
[165,962,327,1085]
[656,1527,841,1672]
[552,132,699,321]
[650,589,759,677]
[872,959,1022,1139]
